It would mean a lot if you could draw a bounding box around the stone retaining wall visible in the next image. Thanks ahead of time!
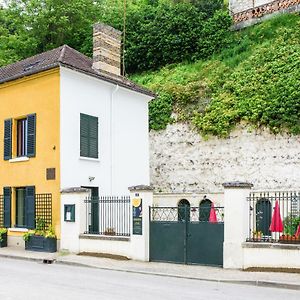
[149,123,300,193]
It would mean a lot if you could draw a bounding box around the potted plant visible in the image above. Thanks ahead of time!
[23,218,57,252]
[280,215,300,244]
[0,228,8,248]
[252,230,262,241]
[104,227,116,236]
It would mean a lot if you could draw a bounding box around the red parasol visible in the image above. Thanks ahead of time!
[295,224,300,238]
[269,200,283,232]
[209,202,218,223]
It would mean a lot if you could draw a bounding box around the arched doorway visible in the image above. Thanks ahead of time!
[256,198,272,236]
[178,199,190,222]
[199,199,212,222]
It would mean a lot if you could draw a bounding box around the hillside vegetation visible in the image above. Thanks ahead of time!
[132,14,300,137]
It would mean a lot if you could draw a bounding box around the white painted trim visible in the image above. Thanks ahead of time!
[8,228,29,233]
[9,157,29,163]
[79,157,100,162]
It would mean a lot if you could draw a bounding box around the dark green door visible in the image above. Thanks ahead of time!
[187,222,224,266]
[83,187,99,234]
[256,199,271,236]
[150,221,186,263]
[150,207,224,266]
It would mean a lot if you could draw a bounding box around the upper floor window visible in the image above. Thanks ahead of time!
[80,113,98,159]
[17,118,27,157]
[4,113,36,160]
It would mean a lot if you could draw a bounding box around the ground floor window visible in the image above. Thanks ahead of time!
[16,187,26,228]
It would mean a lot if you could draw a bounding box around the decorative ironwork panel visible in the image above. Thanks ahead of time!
[150,206,224,223]
[35,193,52,229]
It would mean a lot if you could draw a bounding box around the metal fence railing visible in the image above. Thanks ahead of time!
[247,191,300,244]
[84,196,131,236]
[150,206,224,223]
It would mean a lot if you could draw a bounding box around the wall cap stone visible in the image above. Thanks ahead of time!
[128,185,154,192]
[61,187,90,194]
[222,182,253,188]
[242,242,300,250]
[79,234,130,242]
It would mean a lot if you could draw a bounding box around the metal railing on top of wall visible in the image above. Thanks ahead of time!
[84,196,131,237]
[247,191,300,244]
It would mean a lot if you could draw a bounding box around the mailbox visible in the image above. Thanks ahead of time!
[64,204,75,222]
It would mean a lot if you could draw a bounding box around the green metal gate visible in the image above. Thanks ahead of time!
[150,206,224,266]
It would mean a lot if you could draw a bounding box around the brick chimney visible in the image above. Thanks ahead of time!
[93,23,122,76]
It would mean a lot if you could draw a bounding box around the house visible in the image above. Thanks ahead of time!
[0,23,154,248]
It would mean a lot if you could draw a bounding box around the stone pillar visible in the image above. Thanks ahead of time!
[129,185,153,261]
[93,23,122,76]
[223,182,253,269]
[60,187,90,253]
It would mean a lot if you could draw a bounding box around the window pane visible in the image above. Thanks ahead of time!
[17,119,27,157]
[16,188,25,227]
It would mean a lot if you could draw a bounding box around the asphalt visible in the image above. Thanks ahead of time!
[0,247,300,291]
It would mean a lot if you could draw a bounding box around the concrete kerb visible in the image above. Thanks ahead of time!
[53,258,300,291]
[1,251,300,291]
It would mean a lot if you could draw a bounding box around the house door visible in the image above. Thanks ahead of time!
[84,187,99,233]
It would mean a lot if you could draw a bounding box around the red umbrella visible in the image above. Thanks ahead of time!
[209,202,218,223]
[295,224,300,238]
[269,200,283,232]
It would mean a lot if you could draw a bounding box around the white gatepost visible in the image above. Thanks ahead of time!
[223,182,253,269]
[129,185,153,261]
[60,187,90,253]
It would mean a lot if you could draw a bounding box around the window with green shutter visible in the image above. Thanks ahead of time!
[80,113,99,159]
[3,114,36,160]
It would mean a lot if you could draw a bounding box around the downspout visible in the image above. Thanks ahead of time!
[110,84,119,195]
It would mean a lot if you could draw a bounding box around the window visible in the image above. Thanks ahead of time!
[16,188,26,227]
[3,113,36,160]
[2,186,35,229]
[80,113,98,159]
[17,119,27,157]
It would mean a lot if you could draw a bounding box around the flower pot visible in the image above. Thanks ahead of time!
[0,232,7,248]
[25,235,57,253]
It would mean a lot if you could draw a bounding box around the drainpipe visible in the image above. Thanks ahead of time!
[110,84,119,195]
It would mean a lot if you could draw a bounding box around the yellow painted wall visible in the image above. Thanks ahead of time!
[0,69,61,238]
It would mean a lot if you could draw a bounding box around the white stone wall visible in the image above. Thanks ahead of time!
[229,0,273,14]
[243,244,300,269]
[150,123,300,193]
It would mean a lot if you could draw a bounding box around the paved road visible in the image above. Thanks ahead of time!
[0,258,299,300]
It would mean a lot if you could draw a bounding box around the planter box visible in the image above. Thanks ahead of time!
[0,233,7,248]
[25,235,57,253]
[279,239,300,244]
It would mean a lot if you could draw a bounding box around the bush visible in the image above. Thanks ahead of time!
[124,4,232,73]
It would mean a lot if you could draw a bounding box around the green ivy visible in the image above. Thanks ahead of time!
[133,14,300,136]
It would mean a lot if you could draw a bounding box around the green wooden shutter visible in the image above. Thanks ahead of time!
[27,114,36,157]
[3,187,11,228]
[80,114,98,158]
[89,116,98,159]
[4,119,12,160]
[80,113,89,157]
[25,186,35,229]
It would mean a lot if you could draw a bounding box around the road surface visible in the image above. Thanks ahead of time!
[0,258,299,300]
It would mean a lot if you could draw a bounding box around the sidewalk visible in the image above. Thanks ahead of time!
[1,247,300,291]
